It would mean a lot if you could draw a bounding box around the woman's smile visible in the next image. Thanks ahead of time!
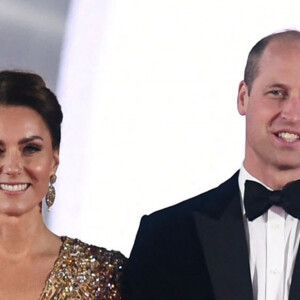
[0,183,30,192]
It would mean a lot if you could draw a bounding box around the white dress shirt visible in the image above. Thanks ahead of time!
[239,166,300,300]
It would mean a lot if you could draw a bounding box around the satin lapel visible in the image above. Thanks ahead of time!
[193,192,253,300]
[289,242,300,299]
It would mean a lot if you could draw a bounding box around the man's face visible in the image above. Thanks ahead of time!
[238,40,300,180]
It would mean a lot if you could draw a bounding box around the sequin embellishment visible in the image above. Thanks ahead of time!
[39,237,126,300]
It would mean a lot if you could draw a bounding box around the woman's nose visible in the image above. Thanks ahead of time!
[1,152,22,176]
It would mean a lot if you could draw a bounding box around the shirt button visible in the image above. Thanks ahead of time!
[269,269,280,275]
[271,223,280,230]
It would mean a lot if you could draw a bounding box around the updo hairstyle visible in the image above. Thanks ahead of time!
[0,70,63,149]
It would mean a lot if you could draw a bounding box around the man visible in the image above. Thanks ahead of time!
[123,30,300,300]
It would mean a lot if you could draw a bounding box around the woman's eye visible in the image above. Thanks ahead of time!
[23,144,41,154]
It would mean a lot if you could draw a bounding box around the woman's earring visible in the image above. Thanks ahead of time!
[46,174,57,212]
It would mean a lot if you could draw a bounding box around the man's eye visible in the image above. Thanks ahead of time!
[269,90,284,96]
[23,144,41,154]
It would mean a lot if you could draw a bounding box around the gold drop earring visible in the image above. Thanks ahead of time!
[46,174,57,212]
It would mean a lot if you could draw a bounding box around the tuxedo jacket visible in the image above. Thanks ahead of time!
[123,171,300,300]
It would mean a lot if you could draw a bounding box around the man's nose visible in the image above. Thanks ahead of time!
[281,95,300,122]
[1,151,22,176]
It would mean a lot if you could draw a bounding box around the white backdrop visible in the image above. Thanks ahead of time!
[47,0,300,256]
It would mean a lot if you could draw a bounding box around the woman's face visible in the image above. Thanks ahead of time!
[0,105,59,216]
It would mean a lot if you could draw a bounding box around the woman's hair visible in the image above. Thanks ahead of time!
[0,70,63,149]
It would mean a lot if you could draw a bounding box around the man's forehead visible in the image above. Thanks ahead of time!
[264,38,300,56]
[258,39,300,67]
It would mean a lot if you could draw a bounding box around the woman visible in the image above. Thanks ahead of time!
[0,70,126,299]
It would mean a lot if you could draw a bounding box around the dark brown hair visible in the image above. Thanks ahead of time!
[0,70,63,149]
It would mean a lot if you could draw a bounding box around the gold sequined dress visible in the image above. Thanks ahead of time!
[39,236,126,300]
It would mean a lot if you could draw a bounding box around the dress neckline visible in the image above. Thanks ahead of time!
[38,236,66,300]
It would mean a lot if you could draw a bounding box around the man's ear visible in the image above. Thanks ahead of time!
[237,81,249,116]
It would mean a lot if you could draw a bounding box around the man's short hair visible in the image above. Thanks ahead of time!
[244,30,300,94]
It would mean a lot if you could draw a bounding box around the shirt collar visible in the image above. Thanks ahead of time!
[238,164,272,215]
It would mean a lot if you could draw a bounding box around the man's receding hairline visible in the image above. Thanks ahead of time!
[244,30,300,94]
[256,34,300,72]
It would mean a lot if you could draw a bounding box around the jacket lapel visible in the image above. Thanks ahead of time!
[193,174,253,300]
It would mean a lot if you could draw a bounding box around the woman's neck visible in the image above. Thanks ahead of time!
[0,207,52,259]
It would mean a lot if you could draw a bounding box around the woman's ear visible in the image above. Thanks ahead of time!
[52,148,60,173]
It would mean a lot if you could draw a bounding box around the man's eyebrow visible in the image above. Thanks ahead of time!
[18,136,44,145]
[266,83,288,89]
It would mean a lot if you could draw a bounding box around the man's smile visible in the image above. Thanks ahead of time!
[276,132,300,143]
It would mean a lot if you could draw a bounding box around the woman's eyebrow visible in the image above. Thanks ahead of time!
[19,136,44,145]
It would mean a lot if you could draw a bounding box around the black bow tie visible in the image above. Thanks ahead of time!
[244,179,300,221]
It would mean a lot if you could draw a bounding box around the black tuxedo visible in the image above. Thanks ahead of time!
[123,171,300,300]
